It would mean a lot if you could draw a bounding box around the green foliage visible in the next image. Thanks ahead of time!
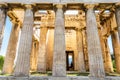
[0,55,4,70]
[112,60,116,72]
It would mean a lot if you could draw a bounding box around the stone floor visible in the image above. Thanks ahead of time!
[0,76,120,80]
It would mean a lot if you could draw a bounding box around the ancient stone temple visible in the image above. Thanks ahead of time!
[0,0,120,80]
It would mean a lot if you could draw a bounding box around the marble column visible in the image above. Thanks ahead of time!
[2,20,20,74]
[98,27,113,73]
[86,4,105,78]
[98,28,106,72]
[52,4,66,77]
[100,36,113,73]
[30,40,35,71]
[30,40,39,71]
[37,27,48,72]
[111,30,120,73]
[0,5,6,50]
[76,29,86,72]
[104,38,113,73]
[115,5,120,40]
[82,29,89,71]
[14,5,34,76]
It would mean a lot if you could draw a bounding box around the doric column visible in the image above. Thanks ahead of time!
[98,28,106,72]
[0,5,6,50]
[37,27,48,72]
[52,4,66,77]
[30,40,39,71]
[14,4,34,76]
[115,4,120,40]
[98,25,113,73]
[111,30,120,73]
[2,19,20,74]
[30,40,35,71]
[104,38,113,73]
[76,29,86,72]
[82,29,89,71]
[85,4,105,79]
[100,35,113,73]
[46,29,54,71]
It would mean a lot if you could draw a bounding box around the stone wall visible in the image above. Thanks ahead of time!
[46,29,79,71]
[65,29,78,70]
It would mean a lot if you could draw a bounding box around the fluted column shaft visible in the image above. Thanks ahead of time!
[2,20,20,74]
[14,5,34,76]
[86,5,105,78]
[82,30,89,71]
[30,41,35,71]
[0,6,6,50]
[76,30,86,72]
[37,27,48,72]
[98,28,113,73]
[30,40,39,71]
[104,39,113,72]
[111,30,120,73]
[52,4,66,77]
[115,6,120,40]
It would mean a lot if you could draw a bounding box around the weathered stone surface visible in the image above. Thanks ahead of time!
[37,27,48,72]
[0,76,120,80]
[106,76,120,80]
[115,6,120,41]
[82,30,89,71]
[52,4,66,77]
[8,77,29,80]
[51,77,69,80]
[104,39,113,73]
[0,7,6,50]
[46,29,54,71]
[14,5,34,76]
[2,20,20,74]
[76,30,86,72]
[1,1,120,80]
[86,4,105,78]
[65,29,78,70]
[30,76,49,80]
[98,27,113,73]
[30,40,39,71]
[0,76,8,80]
[111,31,120,73]
[0,0,120,4]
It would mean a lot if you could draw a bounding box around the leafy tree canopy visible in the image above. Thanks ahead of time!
[0,55,4,70]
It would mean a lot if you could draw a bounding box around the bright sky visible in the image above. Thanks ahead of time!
[0,12,113,56]
[0,16,12,56]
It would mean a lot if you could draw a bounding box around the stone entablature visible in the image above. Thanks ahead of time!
[0,0,120,3]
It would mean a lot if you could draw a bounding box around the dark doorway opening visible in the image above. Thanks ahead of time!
[66,51,74,71]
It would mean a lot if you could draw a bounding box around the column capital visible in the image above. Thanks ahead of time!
[84,4,98,10]
[24,4,32,9]
[23,4,36,10]
[11,19,21,25]
[53,4,67,12]
[110,3,120,12]
[0,3,8,8]
[115,3,120,7]
[56,4,64,9]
